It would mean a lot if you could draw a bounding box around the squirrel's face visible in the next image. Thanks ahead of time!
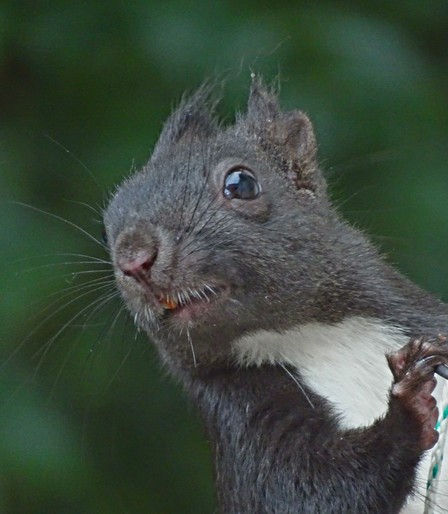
[104,79,337,369]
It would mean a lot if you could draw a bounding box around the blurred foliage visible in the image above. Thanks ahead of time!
[1,1,448,513]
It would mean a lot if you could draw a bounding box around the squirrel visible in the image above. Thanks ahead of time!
[103,77,448,514]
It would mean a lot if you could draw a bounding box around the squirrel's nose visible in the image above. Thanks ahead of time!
[118,247,158,279]
[114,227,159,281]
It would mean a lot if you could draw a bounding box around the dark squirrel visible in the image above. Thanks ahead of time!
[104,77,448,513]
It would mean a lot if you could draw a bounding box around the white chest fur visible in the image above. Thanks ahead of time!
[233,316,408,427]
[232,316,448,513]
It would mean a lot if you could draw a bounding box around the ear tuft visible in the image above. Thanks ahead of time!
[151,82,219,161]
[246,75,281,124]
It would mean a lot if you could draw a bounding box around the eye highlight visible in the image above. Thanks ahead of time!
[223,169,261,200]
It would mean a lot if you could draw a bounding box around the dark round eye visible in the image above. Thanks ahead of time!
[223,169,261,200]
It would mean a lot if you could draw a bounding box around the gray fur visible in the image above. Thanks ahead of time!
[104,77,448,513]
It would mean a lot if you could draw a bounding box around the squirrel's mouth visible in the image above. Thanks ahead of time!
[120,267,229,323]
[154,283,228,321]
[157,284,219,310]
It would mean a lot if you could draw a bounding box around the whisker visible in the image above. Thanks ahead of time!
[43,134,102,194]
[12,253,111,265]
[46,293,122,400]
[63,199,104,218]
[181,190,222,249]
[185,145,214,233]
[69,269,112,276]
[31,289,120,375]
[187,327,197,368]
[1,281,115,373]
[177,132,195,234]
[28,276,115,313]
[102,304,127,348]
[103,331,133,391]
[277,362,315,410]
[14,202,106,249]
[20,262,112,274]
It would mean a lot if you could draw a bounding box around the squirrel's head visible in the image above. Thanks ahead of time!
[104,77,354,372]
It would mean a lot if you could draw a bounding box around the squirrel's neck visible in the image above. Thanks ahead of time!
[177,292,448,435]
[186,364,322,513]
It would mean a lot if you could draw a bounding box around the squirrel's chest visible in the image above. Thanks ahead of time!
[233,316,409,428]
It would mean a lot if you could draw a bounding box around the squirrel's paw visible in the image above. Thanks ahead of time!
[387,336,448,450]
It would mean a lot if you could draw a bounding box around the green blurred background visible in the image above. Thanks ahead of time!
[1,1,448,513]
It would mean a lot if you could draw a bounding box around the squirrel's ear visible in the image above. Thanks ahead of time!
[273,110,318,190]
[151,84,218,161]
[244,77,321,194]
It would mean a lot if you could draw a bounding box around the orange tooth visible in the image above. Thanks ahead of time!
[160,297,178,310]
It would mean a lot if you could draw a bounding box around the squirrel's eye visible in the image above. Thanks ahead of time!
[223,169,261,200]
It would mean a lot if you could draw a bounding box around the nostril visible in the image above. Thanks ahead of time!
[118,248,159,278]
